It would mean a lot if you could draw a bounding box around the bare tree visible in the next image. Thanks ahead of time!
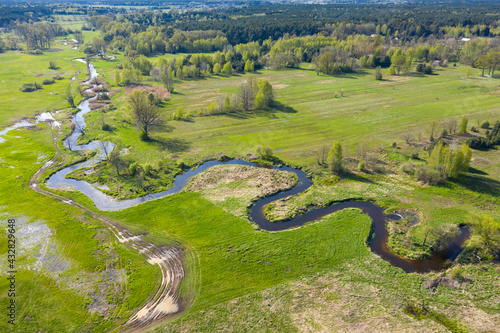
[107,147,122,175]
[317,145,329,165]
[127,89,164,140]
[238,82,254,111]
[74,121,85,136]
[99,140,109,158]
[161,75,175,93]
[402,131,414,145]
[62,86,77,108]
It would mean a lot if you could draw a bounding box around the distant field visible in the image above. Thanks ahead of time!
[53,15,87,30]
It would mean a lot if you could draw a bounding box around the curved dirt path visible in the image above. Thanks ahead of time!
[30,153,187,331]
[27,58,190,331]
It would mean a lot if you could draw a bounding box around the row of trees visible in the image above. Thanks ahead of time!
[428,141,472,179]
[475,51,500,76]
[16,22,67,52]
[201,78,274,116]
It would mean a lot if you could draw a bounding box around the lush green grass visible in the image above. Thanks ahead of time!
[0,48,85,126]
[82,63,500,172]
[1,46,499,332]
[108,196,374,311]
[0,128,157,332]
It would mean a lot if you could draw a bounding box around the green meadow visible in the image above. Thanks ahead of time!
[0,41,498,332]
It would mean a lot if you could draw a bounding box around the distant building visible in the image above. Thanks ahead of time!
[447,38,456,42]
[461,38,471,42]
[433,60,441,67]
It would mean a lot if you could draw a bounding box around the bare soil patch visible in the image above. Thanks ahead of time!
[123,84,171,101]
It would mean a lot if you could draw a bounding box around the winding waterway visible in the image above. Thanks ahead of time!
[45,60,469,273]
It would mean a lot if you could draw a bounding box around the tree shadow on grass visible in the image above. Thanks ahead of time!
[449,174,500,198]
[343,170,376,184]
[468,167,488,176]
[225,101,297,120]
[150,138,191,153]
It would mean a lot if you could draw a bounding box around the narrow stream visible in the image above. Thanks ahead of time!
[45,60,469,274]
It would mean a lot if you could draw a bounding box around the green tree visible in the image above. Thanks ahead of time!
[468,213,500,257]
[254,78,273,109]
[222,61,233,75]
[374,66,383,80]
[213,63,221,75]
[432,223,460,252]
[114,70,121,86]
[458,116,468,134]
[328,141,343,174]
[223,95,231,113]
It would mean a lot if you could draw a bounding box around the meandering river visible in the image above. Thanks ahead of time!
[45,60,469,273]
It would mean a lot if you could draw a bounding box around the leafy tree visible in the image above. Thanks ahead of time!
[428,119,439,140]
[254,78,273,109]
[223,95,231,113]
[222,61,233,75]
[213,63,221,75]
[468,213,500,258]
[374,66,383,80]
[114,70,121,86]
[173,106,185,120]
[328,141,343,174]
[107,147,123,175]
[49,60,58,69]
[458,116,468,134]
[127,89,164,140]
[432,223,460,252]
[238,82,254,111]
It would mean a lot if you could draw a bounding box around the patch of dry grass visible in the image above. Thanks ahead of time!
[185,164,298,219]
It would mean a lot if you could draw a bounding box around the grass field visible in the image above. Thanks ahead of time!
[82,62,500,169]
[0,43,499,332]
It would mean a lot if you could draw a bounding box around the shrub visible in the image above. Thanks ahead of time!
[374,66,383,80]
[42,78,55,85]
[19,83,41,92]
[101,123,111,131]
[481,121,490,129]
[129,162,141,176]
[53,75,64,80]
[465,136,490,149]
[358,160,366,171]
[49,60,59,70]
[144,163,154,176]
[400,162,416,175]
[415,165,445,185]
[471,126,477,132]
